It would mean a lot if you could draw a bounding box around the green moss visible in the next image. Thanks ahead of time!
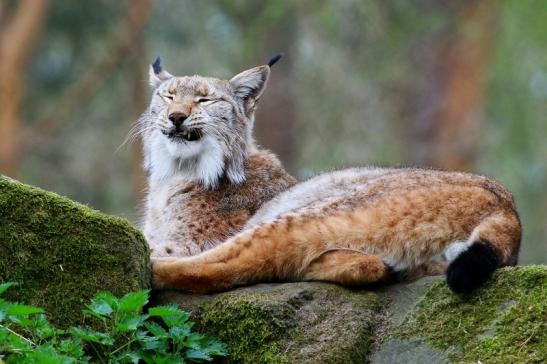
[0,176,151,327]
[396,266,547,363]
[194,293,292,363]
[189,283,382,364]
[285,286,381,363]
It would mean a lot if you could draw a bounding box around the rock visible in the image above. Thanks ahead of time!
[1,177,544,362]
[0,176,150,327]
[372,265,547,364]
[153,282,381,363]
[153,266,547,363]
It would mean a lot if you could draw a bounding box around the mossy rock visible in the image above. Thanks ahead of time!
[0,176,151,327]
[2,176,543,362]
[153,282,381,363]
[373,266,547,363]
[155,266,545,363]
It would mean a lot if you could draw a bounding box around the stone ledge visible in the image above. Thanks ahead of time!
[153,266,546,363]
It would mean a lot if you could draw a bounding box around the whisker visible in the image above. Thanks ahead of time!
[116,124,158,153]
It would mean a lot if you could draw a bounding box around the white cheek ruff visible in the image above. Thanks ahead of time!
[164,135,203,158]
[146,131,226,188]
[147,133,177,181]
[195,136,225,188]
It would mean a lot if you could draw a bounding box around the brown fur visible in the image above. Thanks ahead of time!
[145,151,295,256]
[152,169,521,293]
[138,59,521,293]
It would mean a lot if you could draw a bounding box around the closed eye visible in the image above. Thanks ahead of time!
[158,93,174,102]
[197,97,215,103]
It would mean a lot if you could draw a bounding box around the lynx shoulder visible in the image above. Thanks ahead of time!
[133,56,521,295]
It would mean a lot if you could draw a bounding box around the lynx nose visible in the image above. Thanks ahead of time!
[168,112,188,128]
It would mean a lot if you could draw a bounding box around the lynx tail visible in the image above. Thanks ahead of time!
[446,212,521,294]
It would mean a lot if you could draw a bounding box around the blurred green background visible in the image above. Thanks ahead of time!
[0,0,545,263]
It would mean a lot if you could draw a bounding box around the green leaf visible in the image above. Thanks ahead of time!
[185,349,212,361]
[0,287,226,363]
[136,327,168,352]
[186,337,228,359]
[137,336,164,351]
[117,314,148,333]
[114,351,141,364]
[9,313,34,327]
[147,305,186,317]
[86,299,113,319]
[0,282,16,296]
[6,303,43,316]
[91,291,119,310]
[0,326,33,351]
[144,321,167,337]
[25,346,78,364]
[69,327,113,345]
[57,337,86,359]
[150,353,186,364]
[168,325,192,344]
[118,290,149,314]
[148,305,189,327]
[30,314,57,339]
[200,340,228,356]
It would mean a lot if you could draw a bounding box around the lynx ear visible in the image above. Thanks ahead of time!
[149,56,173,89]
[229,65,270,104]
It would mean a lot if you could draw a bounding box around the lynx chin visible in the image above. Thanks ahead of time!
[134,55,521,295]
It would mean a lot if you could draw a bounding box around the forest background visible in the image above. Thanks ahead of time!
[1,0,545,264]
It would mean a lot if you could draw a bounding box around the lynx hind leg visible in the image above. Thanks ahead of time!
[302,250,390,286]
[446,211,521,294]
[397,261,448,282]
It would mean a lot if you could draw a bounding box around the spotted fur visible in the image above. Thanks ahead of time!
[136,59,521,294]
[134,58,295,258]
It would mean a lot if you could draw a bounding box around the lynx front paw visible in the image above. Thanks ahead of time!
[151,259,165,290]
[150,257,211,292]
[150,256,236,293]
[151,258,174,290]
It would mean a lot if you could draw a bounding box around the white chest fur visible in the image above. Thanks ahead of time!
[143,177,189,257]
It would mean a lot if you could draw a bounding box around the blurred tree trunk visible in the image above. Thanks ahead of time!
[411,1,499,171]
[128,38,148,203]
[219,2,298,173]
[0,0,49,177]
[255,25,297,173]
[16,0,152,203]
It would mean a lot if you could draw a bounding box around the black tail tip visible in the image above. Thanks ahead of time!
[267,52,284,67]
[152,56,162,74]
[446,242,499,294]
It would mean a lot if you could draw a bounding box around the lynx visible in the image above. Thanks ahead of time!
[137,55,521,295]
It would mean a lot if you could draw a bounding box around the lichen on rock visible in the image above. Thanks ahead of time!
[375,266,547,363]
[154,266,546,364]
[0,176,151,327]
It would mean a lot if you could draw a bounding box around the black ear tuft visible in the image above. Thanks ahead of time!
[152,56,162,74]
[267,52,284,67]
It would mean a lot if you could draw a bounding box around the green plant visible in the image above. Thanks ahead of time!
[0,282,227,363]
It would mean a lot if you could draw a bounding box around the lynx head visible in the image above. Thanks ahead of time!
[134,55,282,188]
